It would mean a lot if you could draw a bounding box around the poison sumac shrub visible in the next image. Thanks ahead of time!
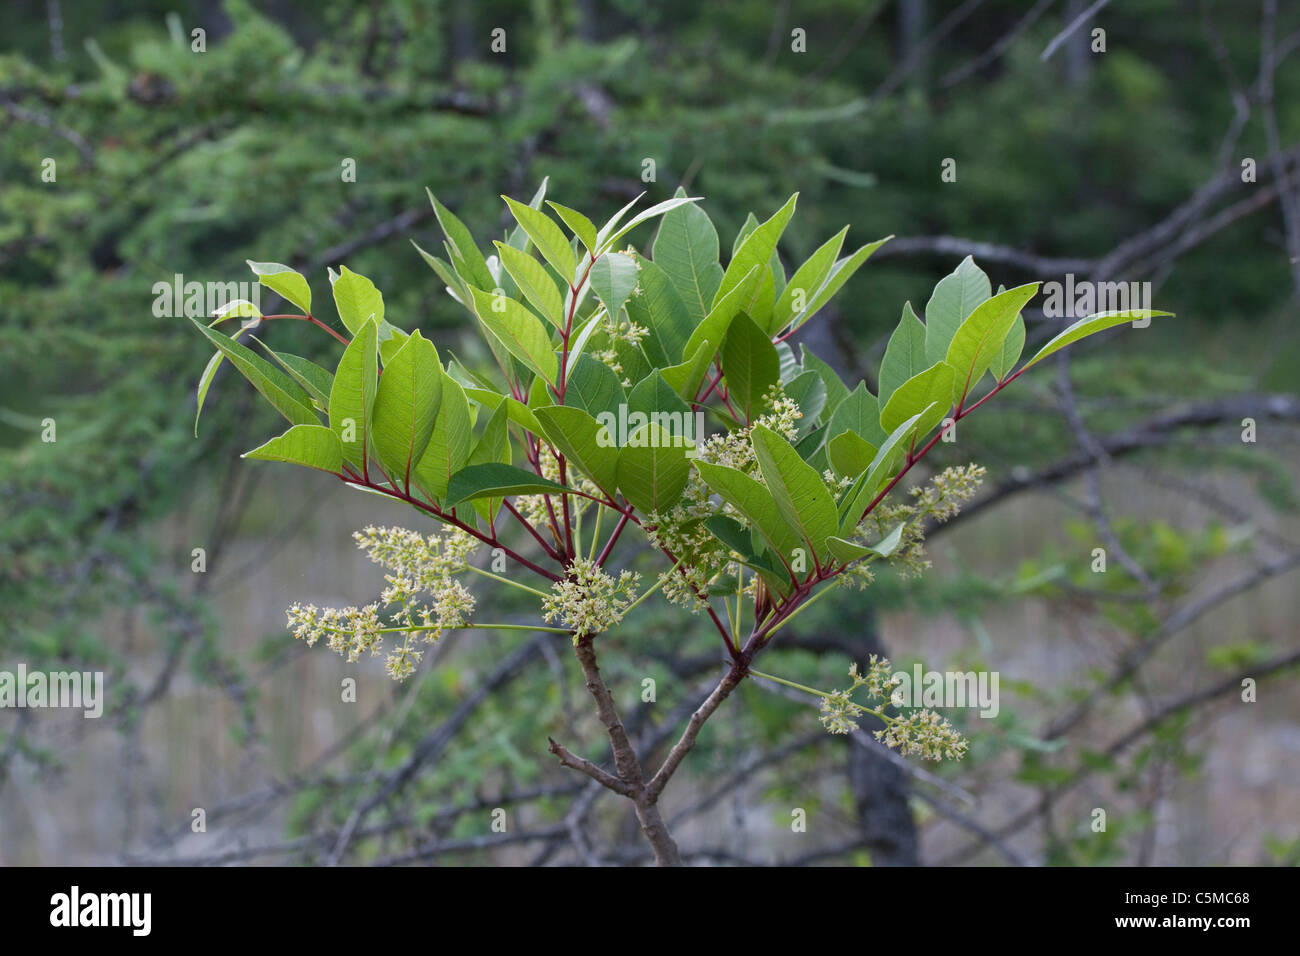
[190,184,1167,864]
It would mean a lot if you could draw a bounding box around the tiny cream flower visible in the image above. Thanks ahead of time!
[542,557,640,639]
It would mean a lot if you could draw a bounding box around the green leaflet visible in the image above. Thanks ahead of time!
[827,430,877,478]
[329,265,385,336]
[546,201,598,254]
[329,320,378,470]
[588,251,640,322]
[627,256,694,367]
[879,361,955,440]
[371,329,442,483]
[652,188,724,328]
[445,463,571,507]
[465,400,508,523]
[787,236,891,333]
[944,282,1039,404]
[243,424,342,474]
[415,372,472,504]
[783,370,827,437]
[776,341,799,384]
[801,346,850,423]
[720,312,780,423]
[877,301,928,409]
[616,422,693,514]
[682,265,762,363]
[494,242,565,329]
[660,339,716,401]
[924,255,990,366]
[469,401,510,468]
[469,286,559,386]
[564,353,624,419]
[427,189,495,292]
[826,523,905,566]
[731,213,759,257]
[463,388,544,437]
[627,370,691,424]
[600,196,701,253]
[562,311,604,379]
[379,328,411,366]
[502,196,575,282]
[593,192,646,251]
[693,460,800,565]
[506,178,551,254]
[826,381,887,446]
[191,319,319,428]
[246,260,312,314]
[412,239,471,305]
[534,404,620,495]
[209,299,261,323]
[770,225,846,335]
[713,193,797,327]
[750,424,838,561]
[703,515,787,594]
[194,318,259,436]
[990,309,1027,383]
[837,409,927,534]
[703,514,761,563]
[255,346,334,408]
[1020,310,1173,371]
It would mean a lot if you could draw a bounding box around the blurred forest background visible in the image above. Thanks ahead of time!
[1,0,1298,866]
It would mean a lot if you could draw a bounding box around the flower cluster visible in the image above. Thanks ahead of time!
[874,709,969,761]
[843,463,987,585]
[910,463,987,523]
[817,655,902,732]
[695,383,802,471]
[285,526,478,681]
[817,656,967,762]
[542,556,640,639]
[648,387,804,610]
[286,602,383,660]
